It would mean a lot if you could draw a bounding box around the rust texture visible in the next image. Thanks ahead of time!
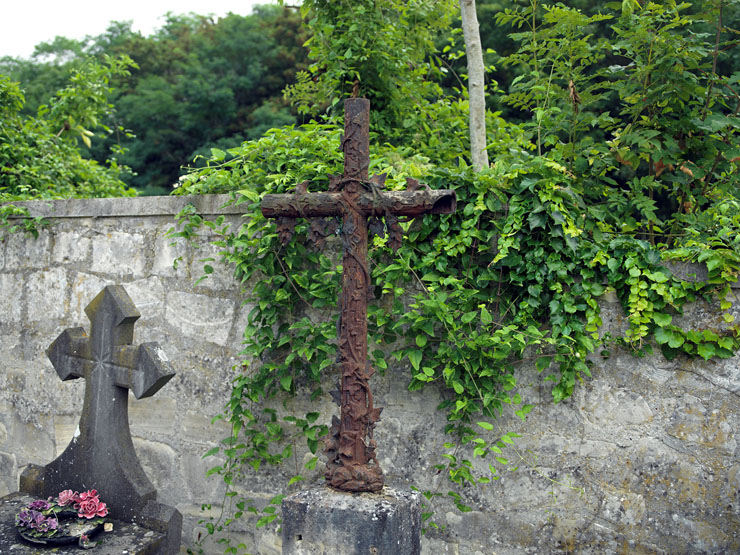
[260,98,456,493]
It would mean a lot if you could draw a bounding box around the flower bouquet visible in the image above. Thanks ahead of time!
[15,489,110,549]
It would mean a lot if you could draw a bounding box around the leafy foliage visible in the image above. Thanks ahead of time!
[1,6,309,194]
[0,56,136,230]
[285,0,456,137]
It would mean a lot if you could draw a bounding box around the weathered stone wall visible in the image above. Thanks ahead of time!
[0,195,738,554]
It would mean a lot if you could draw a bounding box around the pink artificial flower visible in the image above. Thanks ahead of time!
[75,490,109,519]
[76,489,98,502]
[57,489,79,507]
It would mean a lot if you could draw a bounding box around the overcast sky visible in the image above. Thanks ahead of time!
[1,0,274,59]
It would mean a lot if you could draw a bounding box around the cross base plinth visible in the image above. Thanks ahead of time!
[325,461,384,493]
[281,486,421,555]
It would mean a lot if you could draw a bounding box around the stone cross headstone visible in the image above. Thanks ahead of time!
[18,285,182,553]
[261,98,456,493]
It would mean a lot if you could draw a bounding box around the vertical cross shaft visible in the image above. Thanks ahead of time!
[261,99,456,492]
[332,99,383,491]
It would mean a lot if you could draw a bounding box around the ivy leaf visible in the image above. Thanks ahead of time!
[668,332,685,349]
[461,311,477,324]
[653,313,672,327]
[696,343,716,360]
[408,350,423,370]
[528,212,547,230]
[535,356,552,372]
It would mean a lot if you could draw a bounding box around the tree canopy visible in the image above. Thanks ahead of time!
[1,5,309,194]
[0,55,136,223]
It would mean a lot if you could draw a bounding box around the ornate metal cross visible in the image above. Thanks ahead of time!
[38,285,175,519]
[261,98,456,492]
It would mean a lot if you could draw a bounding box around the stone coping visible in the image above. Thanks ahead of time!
[3,194,247,219]
[2,194,738,288]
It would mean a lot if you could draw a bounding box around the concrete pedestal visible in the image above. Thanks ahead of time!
[282,486,421,555]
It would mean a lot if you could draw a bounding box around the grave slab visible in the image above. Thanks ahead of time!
[281,486,421,555]
[0,492,166,554]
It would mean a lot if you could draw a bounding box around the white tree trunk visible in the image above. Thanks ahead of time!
[460,0,489,171]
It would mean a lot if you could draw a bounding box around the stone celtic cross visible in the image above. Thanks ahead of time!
[261,98,456,492]
[24,285,176,521]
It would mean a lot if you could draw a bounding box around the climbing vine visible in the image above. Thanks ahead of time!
[174,1,740,551]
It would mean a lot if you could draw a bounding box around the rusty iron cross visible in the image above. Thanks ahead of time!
[261,98,456,492]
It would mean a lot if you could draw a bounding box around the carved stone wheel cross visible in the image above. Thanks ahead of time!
[38,285,175,519]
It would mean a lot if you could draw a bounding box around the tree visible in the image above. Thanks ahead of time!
[2,7,310,194]
[0,56,136,213]
[285,0,456,137]
[460,0,489,170]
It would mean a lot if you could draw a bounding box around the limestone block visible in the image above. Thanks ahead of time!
[129,396,177,437]
[667,395,736,453]
[257,531,282,555]
[151,230,189,279]
[133,438,178,494]
[90,230,147,276]
[551,515,587,551]
[671,513,731,553]
[576,439,616,458]
[586,386,653,426]
[182,411,231,445]
[52,231,91,264]
[190,240,237,290]
[602,491,646,526]
[1,369,25,393]
[6,414,54,466]
[182,452,227,503]
[125,276,166,321]
[0,452,16,483]
[0,455,16,496]
[443,510,496,546]
[229,301,257,353]
[2,230,51,269]
[69,272,114,324]
[25,268,67,324]
[189,526,254,555]
[421,538,460,555]
[0,402,11,433]
[0,274,23,324]
[164,291,235,346]
[53,414,79,457]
